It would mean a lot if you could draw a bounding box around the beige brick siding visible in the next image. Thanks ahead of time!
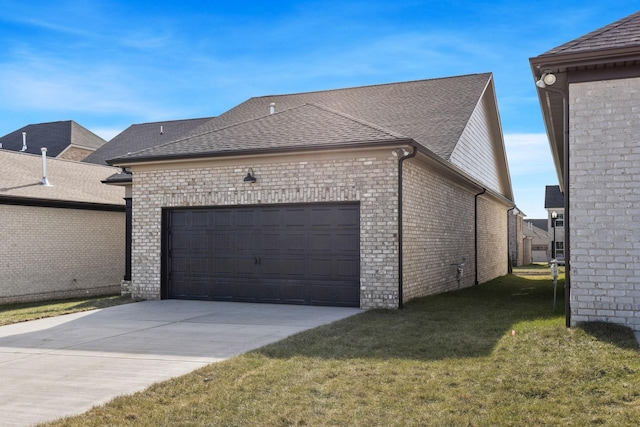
[476,196,508,283]
[402,161,475,299]
[131,150,400,308]
[130,148,510,308]
[569,78,640,331]
[0,204,125,304]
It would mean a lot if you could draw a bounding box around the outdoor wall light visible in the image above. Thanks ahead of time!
[392,148,410,157]
[243,168,257,183]
[536,72,557,88]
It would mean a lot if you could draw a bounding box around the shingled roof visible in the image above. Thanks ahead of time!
[83,117,213,165]
[544,11,640,56]
[110,73,492,163]
[530,11,640,189]
[0,121,105,157]
[0,150,124,207]
[544,185,564,209]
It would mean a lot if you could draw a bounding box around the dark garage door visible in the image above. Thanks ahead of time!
[164,203,360,306]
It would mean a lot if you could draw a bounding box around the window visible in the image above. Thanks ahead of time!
[552,213,564,227]
[555,242,564,259]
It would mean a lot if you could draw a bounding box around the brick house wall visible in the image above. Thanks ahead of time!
[0,204,125,304]
[402,161,475,299]
[131,148,400,309]
[508,212,525,267]
[569,77,640,331]
[130,147,510,308]
[477,196,509,283]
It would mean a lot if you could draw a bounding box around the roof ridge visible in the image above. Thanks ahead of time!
[130,117,215,126]
[251,72,493,99]
[110,108,301,160]
[304,103,408,139]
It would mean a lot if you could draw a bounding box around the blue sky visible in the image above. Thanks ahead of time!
[1,1,638,218]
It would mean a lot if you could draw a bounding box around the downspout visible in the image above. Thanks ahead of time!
[396,145,418,309]
[474,188,486,286]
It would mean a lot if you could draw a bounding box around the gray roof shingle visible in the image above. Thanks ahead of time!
[544,185,564,209]
[126,103,411,159]
[525,219,548,232]
[112,73,491,162]
[0,150,124,205]
[83,117,213,165]
[0,121,106,157]
[543,11,640,56]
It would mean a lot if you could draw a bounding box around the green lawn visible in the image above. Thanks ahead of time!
[0,294,134,326]
[37,269,640,426]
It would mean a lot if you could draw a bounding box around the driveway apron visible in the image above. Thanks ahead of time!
[0,300,361,426]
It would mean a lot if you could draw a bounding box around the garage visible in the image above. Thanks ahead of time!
[162,203,360,306]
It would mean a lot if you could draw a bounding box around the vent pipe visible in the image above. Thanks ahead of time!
[269,103,275,115]
[160,125,164,134]
[41,147,51,186]
[21,132,27,151]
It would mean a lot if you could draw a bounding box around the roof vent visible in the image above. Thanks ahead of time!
[160,125,164,134]
[21,132,27,151]
[269,103,275,115]
[41,147,51,186]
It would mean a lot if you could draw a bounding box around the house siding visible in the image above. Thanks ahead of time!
[130,150,401,309]
[569,77,640,331]
[402,161,475,299]
[477,196,509,283]
[450,90,504,195]
[0,204,125,304]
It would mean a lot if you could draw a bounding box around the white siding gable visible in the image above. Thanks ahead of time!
[448,83,512,199]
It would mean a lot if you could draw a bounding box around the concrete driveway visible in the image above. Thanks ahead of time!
[0,300,361,426]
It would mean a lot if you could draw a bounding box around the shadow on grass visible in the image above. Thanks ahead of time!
[579,321,639,351]
[256,274,565,361]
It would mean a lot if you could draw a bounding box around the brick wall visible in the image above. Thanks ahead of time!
[130,148,510,309]
[131,150,400,308]
[476,195,509,283]
[0,204,125,304]
[570,77,640,331]
[402,161,475,299]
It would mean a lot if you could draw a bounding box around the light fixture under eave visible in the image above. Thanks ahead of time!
[243,168,257,183]
[536,72,557,88]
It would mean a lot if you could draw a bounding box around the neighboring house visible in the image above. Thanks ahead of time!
[524,219,549,263]
[0,150,125,304]
[108,73,515,309]
[544,185,565,262]
[531,11,640,330]
[508,207,530,267]
[0,120,106,161]
[83,117,215,288]
[83,117,213,165]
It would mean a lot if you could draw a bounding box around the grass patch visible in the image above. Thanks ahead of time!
[44,275,640,427]
[0,294,134,326]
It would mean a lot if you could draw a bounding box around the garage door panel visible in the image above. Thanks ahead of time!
[336,259,359,278]
[166,203,360,306]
